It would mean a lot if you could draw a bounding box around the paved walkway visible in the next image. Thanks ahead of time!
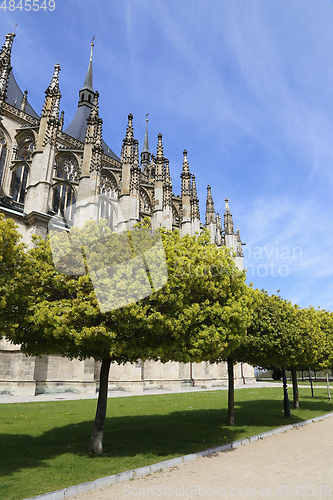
[69,413,333,500]
[1,381,328,404]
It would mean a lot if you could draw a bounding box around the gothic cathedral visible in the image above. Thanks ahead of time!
[0,32,254,395]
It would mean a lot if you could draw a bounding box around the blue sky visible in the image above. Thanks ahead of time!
[1,0,333,310]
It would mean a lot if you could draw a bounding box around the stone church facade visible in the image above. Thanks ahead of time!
[0,32,255,396]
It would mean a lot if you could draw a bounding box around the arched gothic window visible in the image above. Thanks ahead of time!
[139,189,152,213]
[0,131,8,189]
[100,172,119,200]
[11,165,29,204]
[99,198,114,230]
[172,205,180,225]
[99,172,118,230]
[18,142,34,161]
[55,155,80,181]
[53,183,76,221]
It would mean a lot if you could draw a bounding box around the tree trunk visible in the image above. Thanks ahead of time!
[291,366,299,409]
[227,357,235,426]
[282,367,291,418]
[309,367,314,397]
[89,357,111,454]
[326,368,331,401]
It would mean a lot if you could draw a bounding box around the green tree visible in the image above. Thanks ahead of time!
[242,289,325,413]
[155,229,251,426]
[315,308,333,400]
[7,220,249,452]
[290,305,325,406]
[0,214,30,338]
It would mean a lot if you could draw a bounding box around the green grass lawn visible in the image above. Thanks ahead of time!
[0,387,332,500]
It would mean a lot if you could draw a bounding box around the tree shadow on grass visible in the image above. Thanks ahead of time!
[0,396,332,478]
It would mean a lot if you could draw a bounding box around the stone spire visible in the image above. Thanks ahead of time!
[0,32,15,102]
[224,197,234,235]
[163,159,172,208]
[216,212,221,230]
[83,38,94,91]
[25,64,61,215]
[20,90,28,112]
[141,114,151,169]
[180,149,191,197]
[41,64,61,119]
[130,140,140,195]
[180,149,192,236]
[151,133,165,229]
[78,37,95,109]
[190,174,200,221]
[39,64,61,148]
[84,91,103,172]
[155,133,164,181]
[118,114,139,226]
[43,89,61,146]
[122,113,134,164]
[205,185,216,225]
[162,159,173,230]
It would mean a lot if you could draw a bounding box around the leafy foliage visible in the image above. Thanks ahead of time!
[0,214,30,338]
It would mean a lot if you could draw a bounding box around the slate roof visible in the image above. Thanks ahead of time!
[64,105,120,162]
[5,71,40,119]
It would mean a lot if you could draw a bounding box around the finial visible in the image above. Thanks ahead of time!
[142,114,150,153]
[90,36,95,59]
[20,90,27,111]
[225,197,231,214]
[14,24,17,34]
[182,149,190,173]
[47,63,61,92]
[156,133,163,160]
[82,39,94,90]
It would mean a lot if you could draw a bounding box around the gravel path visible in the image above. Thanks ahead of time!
[70,413,333,500]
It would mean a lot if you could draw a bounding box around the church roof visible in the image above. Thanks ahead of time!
[63,100,120,162]
[64,41,120,162]
[5,70,39,119]
[64,104,90,144]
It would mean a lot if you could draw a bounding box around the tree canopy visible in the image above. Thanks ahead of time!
[0,214,31,338]
[5,219,249,450]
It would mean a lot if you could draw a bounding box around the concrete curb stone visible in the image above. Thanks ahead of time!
[23,410,333,500]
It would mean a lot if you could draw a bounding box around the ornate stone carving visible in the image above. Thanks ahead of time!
[55,154,80,181]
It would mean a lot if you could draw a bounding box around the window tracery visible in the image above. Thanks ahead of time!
[11,165,29,204]
[99,172,119,200]
[18,142,34,161]
[139,189,152,213]
[53,183,76,221]
[172,204,180,225]
[55,154,80,181]
[99,198,114,230]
